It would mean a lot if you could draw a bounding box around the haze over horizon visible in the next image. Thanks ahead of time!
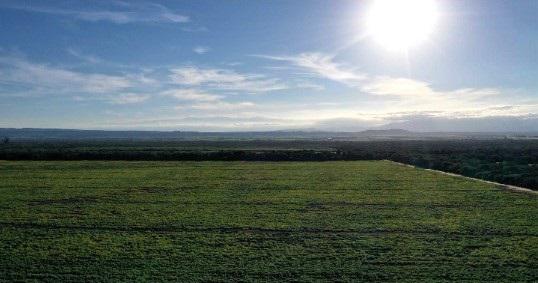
[1,0,537,132]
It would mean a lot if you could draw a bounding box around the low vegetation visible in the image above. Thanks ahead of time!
[0,161,536,281]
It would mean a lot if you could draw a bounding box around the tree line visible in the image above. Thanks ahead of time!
[1,139,536,190]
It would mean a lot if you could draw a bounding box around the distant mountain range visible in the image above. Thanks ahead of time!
[309,115,538,133]
[1,128,537,141]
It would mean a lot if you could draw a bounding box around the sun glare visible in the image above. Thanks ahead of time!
[366,0,439,51]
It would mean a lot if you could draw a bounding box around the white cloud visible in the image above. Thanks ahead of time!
[96,115,300,131]
[67,48,102,64]
[357,76,510,116]
[170,67,242,85]
[163,88,255,113]
[0,56,132,94]
[161,89,223,101]
[193,46,210,54]
[361,77,434,96]
[225,62,243,67]
[362,77,502,101]
[169,66,288,93]
[256,52,366,84]
[188,101,255,111]
[3,1,189,24]
[72,92,150,104]
[443,88,501,101]
[258,52,503,107]
[163,89,256,112]
[2,48,537,131]
[108,93,149,104]
[257,52,512,116]
[295,81,325,91]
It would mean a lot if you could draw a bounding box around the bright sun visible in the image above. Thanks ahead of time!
[366,0,439,51]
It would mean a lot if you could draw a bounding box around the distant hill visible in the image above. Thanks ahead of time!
[356,129,413,136]
[379,116,538,133]
[0,128,398,141]
[0,128,535,141]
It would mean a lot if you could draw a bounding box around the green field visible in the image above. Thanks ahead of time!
[0,161,536,281]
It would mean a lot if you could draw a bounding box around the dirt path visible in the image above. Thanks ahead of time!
[386,160,538,195]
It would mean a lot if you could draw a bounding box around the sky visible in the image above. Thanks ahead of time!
[0,0,537,132]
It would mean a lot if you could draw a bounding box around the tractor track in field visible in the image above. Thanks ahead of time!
[0,221,536,237]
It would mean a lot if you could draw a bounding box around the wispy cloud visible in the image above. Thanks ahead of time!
[255,52,366,84]
[108,93,149,104]
[358,76,508,116]
[162,88,256,113]
[0,54,288,118]
[67,48,102,64]
[98,115,295,131]
[161,89,223,101]
[257,52,515,116]
[0,56,132,94]
[295,81,326,91]
[361,77,433,96]
[184,101,255,111]
[362,77,501,99]
[2,1,189,24]
[3,48,537,131]
[193,46,210,55]
[73,92,150,105]
[169,66,288,93]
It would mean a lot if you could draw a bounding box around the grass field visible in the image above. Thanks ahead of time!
[0,161,536,281]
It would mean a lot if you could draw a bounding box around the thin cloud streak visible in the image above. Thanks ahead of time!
[108,93,149,104]
[255,52,366,85]
[169,66,288,93]
[162,89,223,101]
[2,1,189,24]
[0,56,132,94]
[66,48,102,64]
[2,50,537,131]
[186,101,255,111]
[193,46,210,54]
[256,51,533,120]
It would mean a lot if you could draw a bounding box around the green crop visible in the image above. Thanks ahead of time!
[0,161,536,282]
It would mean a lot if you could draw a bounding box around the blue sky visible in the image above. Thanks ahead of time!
[1,0,537,131]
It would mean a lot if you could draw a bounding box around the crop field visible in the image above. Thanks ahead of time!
[0,160,536,281]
